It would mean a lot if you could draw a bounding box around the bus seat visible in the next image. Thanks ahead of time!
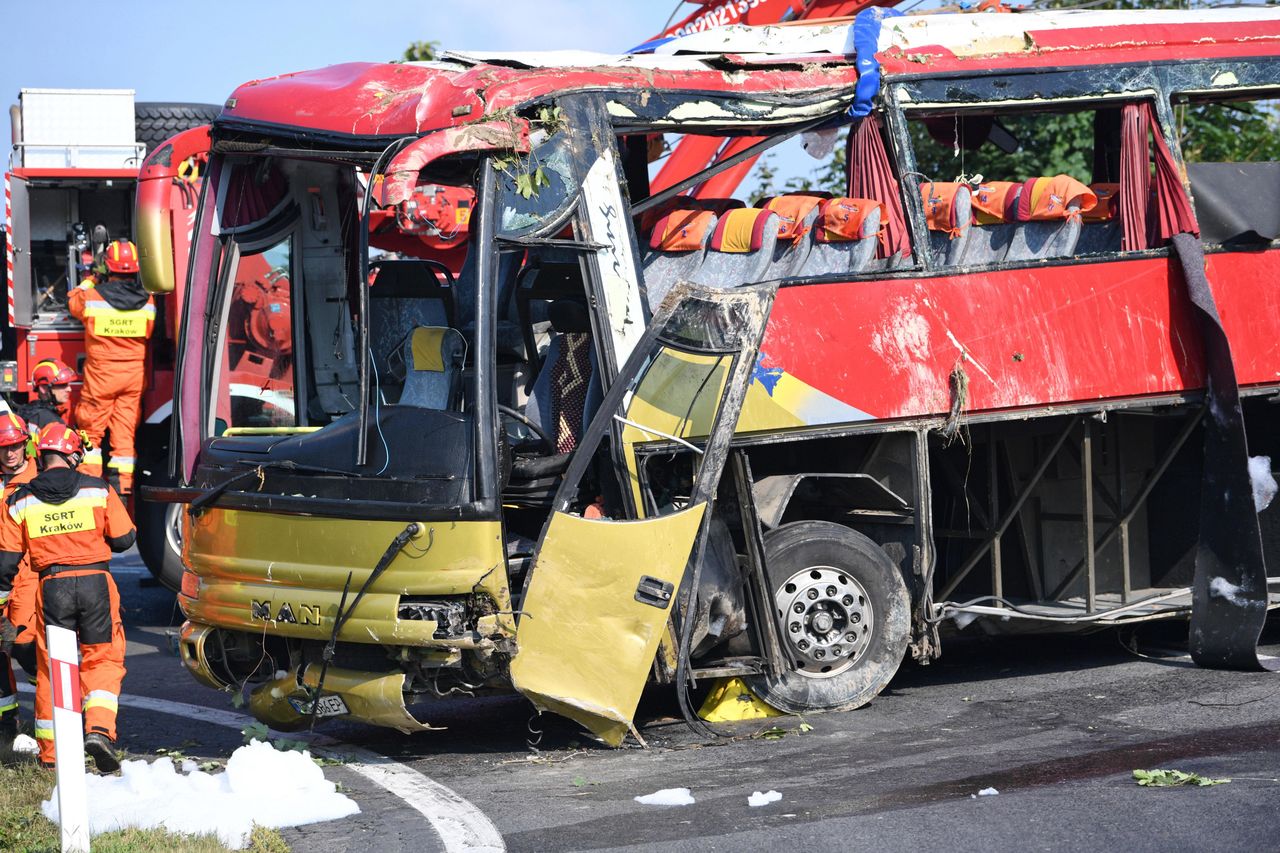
[642,208,718,311]
[400,326,465,410]
[637,195,741,234]
[959,181,1020,265]
[1076,221,1122,255]
[763,194,825,278]
[1076,183,1122,255]
[690,208,781,288]
[921,182,973,267]
[802,198,882,277]
[1005,176,1095,262]
[524,299,602,454]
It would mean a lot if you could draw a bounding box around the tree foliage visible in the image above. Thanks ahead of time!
[755,0,1280,195]
[401,40,440,62]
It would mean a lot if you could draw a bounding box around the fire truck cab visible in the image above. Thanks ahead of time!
[4,89,218,585]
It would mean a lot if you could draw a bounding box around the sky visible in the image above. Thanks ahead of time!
[0,0,824,195]
[1,0,671,110]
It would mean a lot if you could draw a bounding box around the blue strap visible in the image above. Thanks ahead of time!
[849,7,903,118]
[628,36,676,55]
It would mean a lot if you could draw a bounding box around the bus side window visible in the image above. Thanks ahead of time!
[906,105,1124,266]
[1173,92,1280,247]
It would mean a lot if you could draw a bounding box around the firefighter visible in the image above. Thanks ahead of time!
[18,359,77,434]
[0,412,36,743]
[68,239,155,493]
[0,422,135,771]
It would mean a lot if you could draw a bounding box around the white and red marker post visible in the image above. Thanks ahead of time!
[48,624,89,853]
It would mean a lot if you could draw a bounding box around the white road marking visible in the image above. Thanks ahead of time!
[17,684,505,851]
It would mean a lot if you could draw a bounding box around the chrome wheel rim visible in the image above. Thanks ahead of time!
[774,565,874,677]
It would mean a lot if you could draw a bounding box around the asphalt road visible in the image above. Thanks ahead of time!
[50,550,1280,853]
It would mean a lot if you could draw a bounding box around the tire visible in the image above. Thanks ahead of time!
[134,102,222,154]
[135,429,185,591]
[135,497,185,592]
[746,521,910,714]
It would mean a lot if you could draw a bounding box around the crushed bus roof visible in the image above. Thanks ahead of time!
[217,6,1280,141]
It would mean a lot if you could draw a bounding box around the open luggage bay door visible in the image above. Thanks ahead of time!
[511,281,777,745]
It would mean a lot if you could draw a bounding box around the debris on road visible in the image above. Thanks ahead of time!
[748,790,783,807]
[1133,769,1231,787]
[978,787,999,796]
[41,739,360,849]
[635,787,696,806]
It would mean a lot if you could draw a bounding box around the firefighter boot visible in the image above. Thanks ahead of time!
[0,712,16,748]
[84,731,120,773]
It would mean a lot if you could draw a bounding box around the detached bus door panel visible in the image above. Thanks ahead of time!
[511,282,776,745]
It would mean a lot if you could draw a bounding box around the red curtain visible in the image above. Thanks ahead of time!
[1119,102,1198,250]
[847,115,910,261]
[221,160,289,229]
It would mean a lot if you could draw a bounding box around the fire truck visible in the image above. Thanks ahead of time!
[3,89,218,585]
[142,5,1280,746]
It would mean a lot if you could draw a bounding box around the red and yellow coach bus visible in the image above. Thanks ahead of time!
[139,6,1280,744]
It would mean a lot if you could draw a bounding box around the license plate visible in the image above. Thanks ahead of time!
[290,693,349,718]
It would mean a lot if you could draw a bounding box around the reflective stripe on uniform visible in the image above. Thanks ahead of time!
[0,693,16,713]
[82,449,103,465]
[81,299,156,317]
[107,457,135,474]
[83,689,118,713]
[34,718,53,740]
[11,488,108,522]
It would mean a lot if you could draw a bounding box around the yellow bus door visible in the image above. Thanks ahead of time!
[510,281,777,745]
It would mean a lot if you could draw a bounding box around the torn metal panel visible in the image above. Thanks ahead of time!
[1170,234,1270,670]
[248,665,438,734]
[381,118,531,206]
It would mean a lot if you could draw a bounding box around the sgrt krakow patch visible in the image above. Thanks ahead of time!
[26,502,96,538]
[94,312,148,337]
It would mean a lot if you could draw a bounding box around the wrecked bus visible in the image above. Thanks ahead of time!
[141,6,1280,744]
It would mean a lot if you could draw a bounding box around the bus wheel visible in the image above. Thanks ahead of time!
[136,498,185,592]
[746,521,910,714]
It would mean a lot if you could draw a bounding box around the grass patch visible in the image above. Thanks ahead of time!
[0,757,291,852]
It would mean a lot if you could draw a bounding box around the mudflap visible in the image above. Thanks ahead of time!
[1172,234,1270,669]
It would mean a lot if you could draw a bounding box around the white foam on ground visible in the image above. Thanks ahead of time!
[748,790,782,807]
[41,740,359,849]
[634,787,695,806]
[1249,456,1277,513]
[11,733,37,754]
[978,787,999,796]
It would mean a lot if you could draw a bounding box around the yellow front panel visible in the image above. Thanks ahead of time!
[510,504,706,746]
[182,508,507,643]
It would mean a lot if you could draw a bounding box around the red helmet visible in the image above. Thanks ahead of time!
[0,413,28,448]
[35,422,83,456]
[31,359,77,388]
[105,239,140,274]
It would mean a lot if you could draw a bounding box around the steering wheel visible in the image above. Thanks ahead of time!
[498,403,555,455]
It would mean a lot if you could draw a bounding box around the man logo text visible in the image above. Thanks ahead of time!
[250,600,322,625]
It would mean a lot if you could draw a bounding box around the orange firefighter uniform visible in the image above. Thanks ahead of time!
[68,240,154,493]
[0,424,135,768]
[0,412,35,739]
